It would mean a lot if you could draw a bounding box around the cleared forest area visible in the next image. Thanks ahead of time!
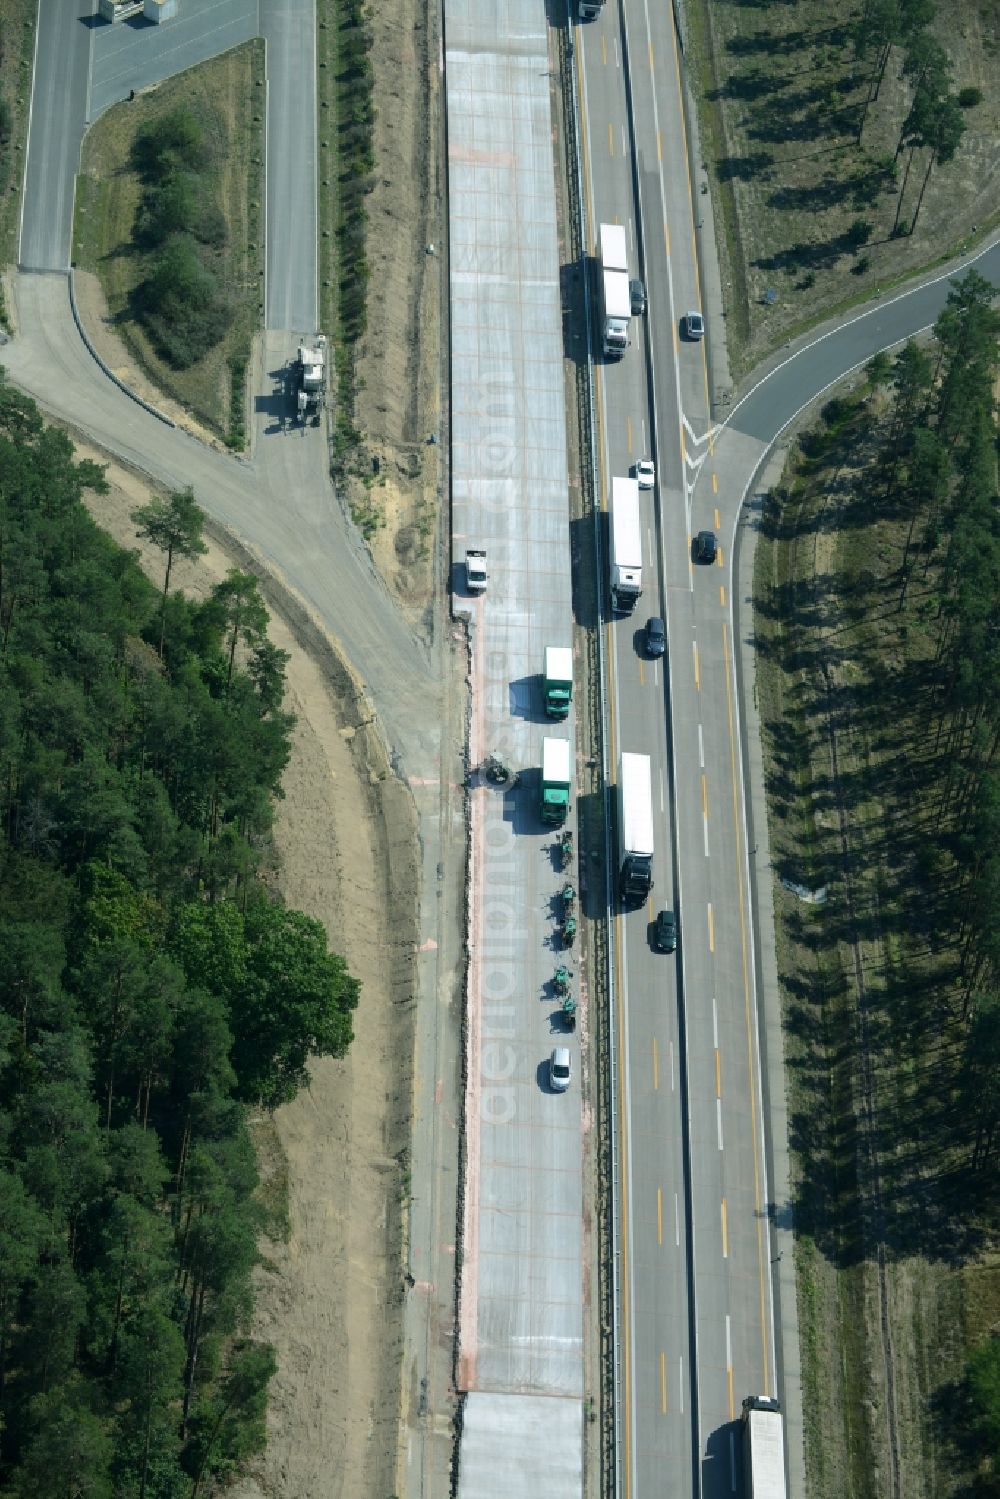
[685,0,999,375]
[755,273,1000,1497]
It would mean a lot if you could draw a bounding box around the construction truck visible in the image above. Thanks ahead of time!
[741,1398,787,1499]
[618,752,654,905]
[465,549,488,592]
[610,476,643,613]
[540,738,572,825]
[598,222,631,358]
[292,336,327,424]
[543,647,573,719]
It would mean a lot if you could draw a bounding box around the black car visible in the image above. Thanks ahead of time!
[653,910,677,953]
[694,530,718,565]
[630,278,647,316]
[644,616,666,657]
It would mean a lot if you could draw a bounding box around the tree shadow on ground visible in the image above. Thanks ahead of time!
[716,151,776,183]
[746,94,860,146]
[726,21,851,56]
[767,167,890,213]
[752,226,867,273]
[708,68,786,103]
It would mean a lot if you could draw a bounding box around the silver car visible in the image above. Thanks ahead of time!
[549,1046,572,1092]
[684,310,705,341]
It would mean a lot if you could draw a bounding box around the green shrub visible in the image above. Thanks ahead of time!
[131,105,209,179]
[137,169,200,245]
[137,233,232,367]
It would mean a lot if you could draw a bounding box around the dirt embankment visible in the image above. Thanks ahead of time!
[79,449,420,1499]
[344,0,444,619]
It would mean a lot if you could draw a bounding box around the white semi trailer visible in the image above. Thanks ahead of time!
[610,476,642,613]
[618,752,654,905]
[599,222,631,358]
[741,1398,787,1499]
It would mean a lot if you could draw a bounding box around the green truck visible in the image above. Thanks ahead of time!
[544,646,573,719]
[541,737,572,825]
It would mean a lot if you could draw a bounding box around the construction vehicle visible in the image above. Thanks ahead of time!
[618,752,654,905]
[598,223,631,358]
[540,737,572,826]
[544,646,573,719]
[465,549,488,592]
[741,1398,787,1499]
[610,476,643,613]
[292,336,327,424]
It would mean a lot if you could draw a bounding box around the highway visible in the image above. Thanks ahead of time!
[7,6,1000,1499]
[577,3,764,1493]
[576,1,1000,1496]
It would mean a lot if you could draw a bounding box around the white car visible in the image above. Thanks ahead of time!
[549,1047,571,1092]
[635,458,655,490]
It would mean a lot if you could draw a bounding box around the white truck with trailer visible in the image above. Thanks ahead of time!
[618,752,654,905]
[543,646,573,719]
[598,222,631,358]
[540,737,572,825]
[609,476,642,613]
[292,335,327,424]
[741,1397,787,1499]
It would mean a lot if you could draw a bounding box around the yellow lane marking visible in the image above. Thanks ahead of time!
[721,1197,728,1257]
[708,903,715,952]
[657,1187,663,1245]
[693,641,700,691]
[613,902,632,1487]
[714,506,720,529]
[720,584,726,608]
[712,472,718,494]
[639,659,645,688]
[723,621,771,1394]
[608,122,614,157]
[601,34,607,65]
[649,41,655,69]
[665,0,711,420]
[717,548,724,568]
[701,772,708,819]
[728,1364,735,1420]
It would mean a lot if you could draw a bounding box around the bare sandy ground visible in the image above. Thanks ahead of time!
[78,448,419,1499]
[347,0,443,619]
